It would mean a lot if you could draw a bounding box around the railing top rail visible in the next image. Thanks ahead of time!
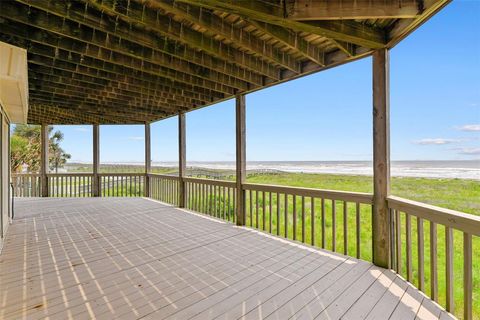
[98,173,146,177]
[242,182,374,204]
[148,173,181,180]
[387,195,480,236]
[12,173,42,177]
[182,176,236,188]
[45,173,94,177]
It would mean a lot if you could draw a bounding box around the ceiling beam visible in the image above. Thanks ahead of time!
[2,1,266,86]
[150,1,304,73]
[248,20,325,66]
[0,9,246,94]
[177,0,387,49]
[289,0,422,20]
[15,0,279,81]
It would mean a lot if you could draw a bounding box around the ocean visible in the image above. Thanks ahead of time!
[143,160,480,180]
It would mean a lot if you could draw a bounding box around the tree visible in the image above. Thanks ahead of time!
[10,125,71,173]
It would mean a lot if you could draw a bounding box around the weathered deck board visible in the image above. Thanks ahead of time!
[0,198,451,319]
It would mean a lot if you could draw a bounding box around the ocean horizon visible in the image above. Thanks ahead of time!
[68,160,480,180]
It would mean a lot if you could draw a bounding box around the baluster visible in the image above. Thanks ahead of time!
[256,190,259,228]
[430,222,438,301]
[276,193,280,236]
[464,233,472,320]
[332,200,336,252]
[405,214,412,281]
[311,197,315,246]
[269,192,272,233]
[446,226,453,313]
[292,195,297,240]
[284,194,288,238]
[343,201,348,255]
[300,196,305,243]
[418,217,425,291]
[321,198,326,249]
[223,186,226,220]
[396,210,402,274]
[356,202,361,259]
[250,190,253,227]
[262,191,266,231]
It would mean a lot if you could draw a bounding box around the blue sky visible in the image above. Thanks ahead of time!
[54,1,479,163]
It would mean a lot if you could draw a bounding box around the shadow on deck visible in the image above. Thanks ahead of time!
[0,198,453,319]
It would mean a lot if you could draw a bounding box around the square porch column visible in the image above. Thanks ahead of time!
[178,113,186,207]
[372,48,391,268]
[144,122,151,197]
[92,124,100,197]
[235,94,246,226]
[40,124,49,197]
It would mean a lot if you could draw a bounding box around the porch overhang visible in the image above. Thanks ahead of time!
[0,0,450,125]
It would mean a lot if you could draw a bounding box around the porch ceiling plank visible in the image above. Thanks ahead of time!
[0,0,450,124]
[11,0,280,82]
[26,54,224,104]
[247,20,326,66]
[29,71,215,106]
[28,93,177,115]
[80,0,281,80]
[0,2,264,88]
[29,90,183,116]
[289,0,422,21]
[149,1,304,73]
[0,9,245,95]
[30,78,209,107]
[176,0,387,49]
[29,98,170,123]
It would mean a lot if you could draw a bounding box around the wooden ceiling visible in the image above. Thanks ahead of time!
[0,0,450,124]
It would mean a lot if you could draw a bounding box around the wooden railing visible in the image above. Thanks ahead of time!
[148,174,180,206]
[12,173,41,197]
[12,173,145,197]
[12,173,477,319]
[48,173,93,197]
[100,173,144,197]
[184,177,237,223]
[388,196,478,320]
[243,183,374,260]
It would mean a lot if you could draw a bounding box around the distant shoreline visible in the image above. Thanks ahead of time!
[66,160,480,180]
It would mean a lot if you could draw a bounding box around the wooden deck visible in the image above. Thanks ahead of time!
[0,198,452,320]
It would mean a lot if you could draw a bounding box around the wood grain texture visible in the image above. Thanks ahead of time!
[0,197,449,320]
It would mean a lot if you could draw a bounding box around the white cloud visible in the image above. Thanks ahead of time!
[128,136,144,141]
[412,138,461,145]
[456,148,480,155]
[74,127,89,132]
[457,124,480,132]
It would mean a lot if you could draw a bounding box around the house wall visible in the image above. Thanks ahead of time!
[0,104,10,253]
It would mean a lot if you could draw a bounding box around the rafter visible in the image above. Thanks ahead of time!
[2,1,266,86]
[247,20,325,66]
[28,64,224,103]
[12,0,280,81]
[29,71,215,106]
[177,0,387,49]
[0,10,245,95]
[150,1,304,72]
[289,0,422,20]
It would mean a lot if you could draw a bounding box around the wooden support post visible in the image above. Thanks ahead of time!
[92,124,100,197]
[178,113,186,207]
[144,123,151,197]
[40,124,49,197]
[235,94,246,226]
[372,48,391,268]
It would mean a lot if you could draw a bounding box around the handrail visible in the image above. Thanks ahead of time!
[183,176,236,188]
[387,195,480,236]
[243,182,374,204]
[148,173,181,180]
